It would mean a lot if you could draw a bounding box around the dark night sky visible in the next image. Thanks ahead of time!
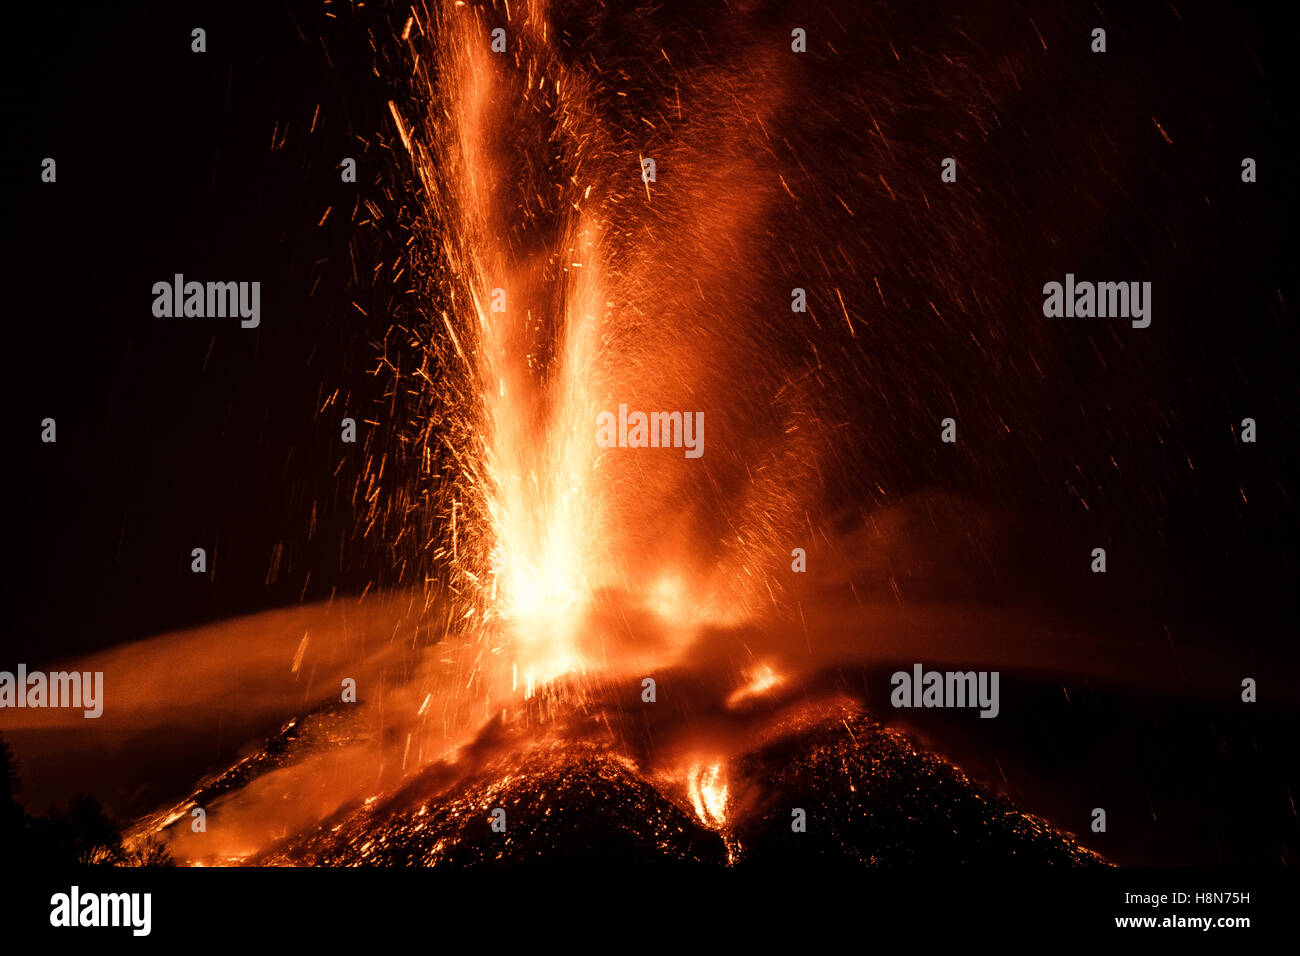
[1,0,1296,672]
[2,1,405,663]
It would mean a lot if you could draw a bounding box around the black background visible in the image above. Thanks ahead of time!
[2,1,404,661]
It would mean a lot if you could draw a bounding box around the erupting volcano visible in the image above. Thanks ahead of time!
[6,0,1291,873]
[114,0,1098,866]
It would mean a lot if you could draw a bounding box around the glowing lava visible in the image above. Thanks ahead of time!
[686,762,730,830]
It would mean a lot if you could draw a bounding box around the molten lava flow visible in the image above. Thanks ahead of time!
[686,762,730,830]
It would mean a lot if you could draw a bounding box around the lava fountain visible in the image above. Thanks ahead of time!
[391,0,827,695]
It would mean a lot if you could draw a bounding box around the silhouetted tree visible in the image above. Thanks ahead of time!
[0,735,28,858]
[0,733,171,866]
